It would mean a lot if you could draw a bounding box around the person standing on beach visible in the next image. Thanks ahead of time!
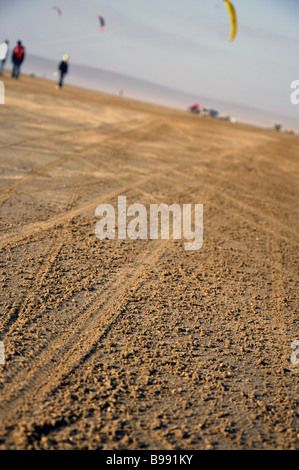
[0,40,9,76]
[57,54,69,89]
[11,40,25,79]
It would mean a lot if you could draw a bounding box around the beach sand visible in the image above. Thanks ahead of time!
[0,73,298,450]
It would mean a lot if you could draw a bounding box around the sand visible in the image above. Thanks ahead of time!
[0,72,298,450]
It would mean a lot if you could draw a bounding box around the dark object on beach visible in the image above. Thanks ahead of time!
[188,103,201,114]
[201,107,219,118]
[11,41,25,79]
[208,109,219,118]
[57,55,69,88]
[274,124,282,132]
[97,15,106,32]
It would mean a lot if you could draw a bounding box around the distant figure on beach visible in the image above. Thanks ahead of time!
[0,39,9,76]
[11,40,25,79]
[57,54,69,89]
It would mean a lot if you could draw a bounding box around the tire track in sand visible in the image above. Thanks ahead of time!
[0,117,146,151]
[1,166,108,335]
[0,161,185,251]
[0,241,167,425]
[0,163,189,423]
[187,165,298,246]
[0,117,155,207]
[0,236,64,337]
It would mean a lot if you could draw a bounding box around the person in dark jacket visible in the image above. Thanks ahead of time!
[57,54,69,88]
[11,40,25,79]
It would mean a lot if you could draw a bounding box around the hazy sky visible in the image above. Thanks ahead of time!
[1,0,299,124]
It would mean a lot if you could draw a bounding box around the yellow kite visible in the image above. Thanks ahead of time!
[224,0,237,41]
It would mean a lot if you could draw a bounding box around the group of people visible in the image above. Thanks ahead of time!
[0,39,26,79]
[0,38,69,88]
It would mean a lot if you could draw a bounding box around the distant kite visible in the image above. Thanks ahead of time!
[52,6,62,16]
[223,1,237,41]
[97,15,106,32]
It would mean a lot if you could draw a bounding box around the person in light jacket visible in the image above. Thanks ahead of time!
[0,40,9,76]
